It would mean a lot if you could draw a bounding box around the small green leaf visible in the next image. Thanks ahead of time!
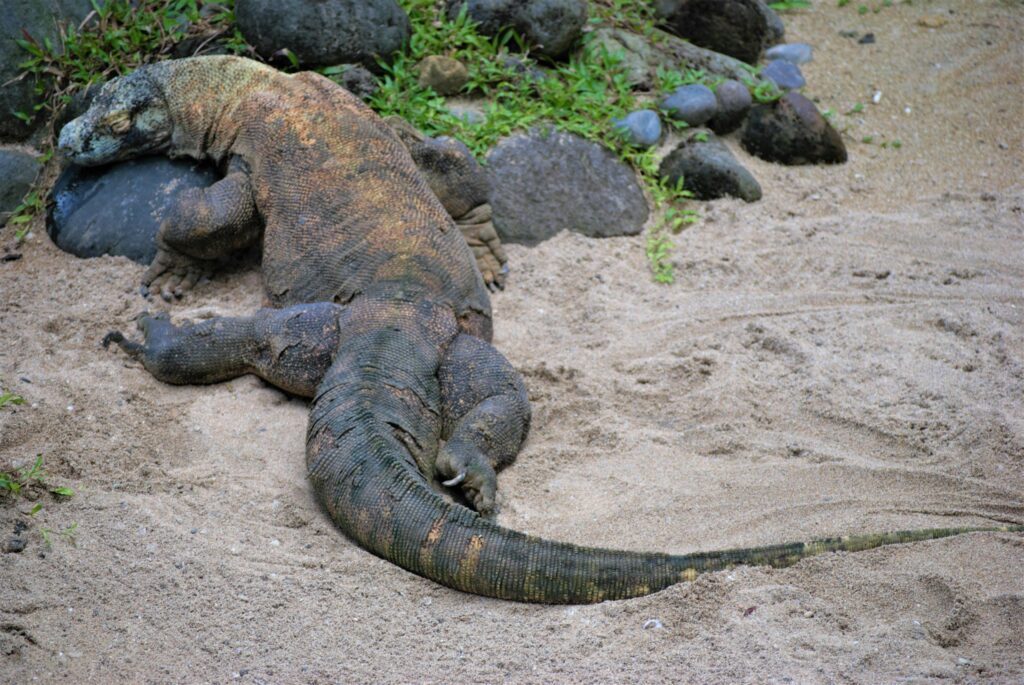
[30,502,43,516]
[51,486,75,497]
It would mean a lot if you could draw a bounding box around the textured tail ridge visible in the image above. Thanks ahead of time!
[670,525,1024,580]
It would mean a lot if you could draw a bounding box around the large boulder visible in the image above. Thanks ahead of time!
[486,127,649,245]
[1,0,96,141]
[655,0,784,65]
[741,92,847,165]
[235,0,410,68]
[445,0,587,59]
[47,157,220,263]
[659,131,762,202]
[0,148,41,224]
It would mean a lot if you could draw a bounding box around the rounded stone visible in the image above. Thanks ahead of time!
[659,131,762,202]
[0,149,42,223]
[333,64,379,101]
[446,0,588,59]
[612,110,663,148]
[765,42,813,65]
[761,60,806,91]
[708,79,753,134]
[661,84,718,126]
[235,0,411,68]
[47,157,220,263]
[417,55,469,96]
[655,0,785,65]
[486,127,649,245]
[741,92,847,165]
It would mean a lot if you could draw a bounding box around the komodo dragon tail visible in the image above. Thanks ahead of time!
[306,300,1023,604]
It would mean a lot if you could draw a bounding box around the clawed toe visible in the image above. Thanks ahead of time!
[437,447,498,515]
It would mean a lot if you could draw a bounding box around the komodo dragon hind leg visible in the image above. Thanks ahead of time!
[437,334,531,515]
[103,303,345,397]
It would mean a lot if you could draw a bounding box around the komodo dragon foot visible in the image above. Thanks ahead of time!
[142,243,216,301]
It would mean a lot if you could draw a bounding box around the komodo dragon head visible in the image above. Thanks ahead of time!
[58,66,172,166]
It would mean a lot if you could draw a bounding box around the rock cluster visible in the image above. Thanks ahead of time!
[31,0,850,263]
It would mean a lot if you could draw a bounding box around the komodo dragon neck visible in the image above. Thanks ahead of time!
[150,57,280,165]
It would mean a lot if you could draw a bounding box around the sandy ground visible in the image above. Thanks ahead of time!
[2,1,1023,683]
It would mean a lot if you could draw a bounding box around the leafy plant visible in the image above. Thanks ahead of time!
[1,455,75,500]
[6,190,45,243]
[40,522,78,547]
[768,1,812,11]
[0,391,26,408]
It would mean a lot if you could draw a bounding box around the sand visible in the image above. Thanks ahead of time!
[1,2,1022,683]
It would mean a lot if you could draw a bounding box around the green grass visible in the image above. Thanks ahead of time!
[0,455,75,500]
[0,391,26,408]
[2,455,77,547]
[768,1,812,11]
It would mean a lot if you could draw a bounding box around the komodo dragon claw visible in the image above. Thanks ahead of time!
[441,472,466,487]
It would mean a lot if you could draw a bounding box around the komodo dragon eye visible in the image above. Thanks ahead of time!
[99,110,132,135]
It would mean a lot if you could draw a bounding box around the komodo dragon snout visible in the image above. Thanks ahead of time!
[58,69,172,166]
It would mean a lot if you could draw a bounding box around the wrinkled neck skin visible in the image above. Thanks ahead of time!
[155,57,277,166]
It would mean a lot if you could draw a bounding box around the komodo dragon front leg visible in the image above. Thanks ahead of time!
[144,160,261,301]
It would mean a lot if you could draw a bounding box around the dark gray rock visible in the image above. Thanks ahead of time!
[708,79,752,134]
[235,0,410,68]
[1,0,96,141]
[332,65,378,101]
[446,0,587,58]
[655,0,784,65]
[500,55,548,82]
[588,25,775,90]
[612,110,662,149]
[761,60,806,91]
[659,131,761,202]
[661,84,718,126]
[417,55,469,95]
[486,128,648,245]
[0,149,41,225]
[765,42,813,65]
[741,92,847,165]
[648,28,771,84]
[47,156,220,263]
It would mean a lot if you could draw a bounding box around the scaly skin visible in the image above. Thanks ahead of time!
[62,56,1022,603]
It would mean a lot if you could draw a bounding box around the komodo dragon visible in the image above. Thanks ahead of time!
[57,56,1021,604]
